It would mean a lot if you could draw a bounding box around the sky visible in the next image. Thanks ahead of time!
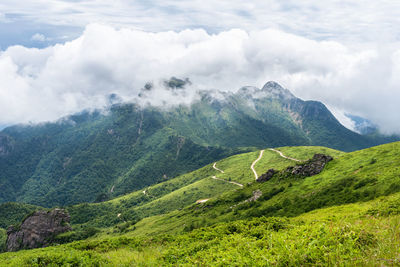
[1,0,400,133]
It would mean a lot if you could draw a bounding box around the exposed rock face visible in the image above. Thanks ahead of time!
[286,154,333,177]
[246,190,263,202]
[6,209,71,252]
[257,154,333,183]
[256,169,277,183]
[0,134,14,156]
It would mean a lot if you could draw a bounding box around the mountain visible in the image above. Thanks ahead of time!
[1,142,400,264]
[346,114,378,135]
[0,80,397,207]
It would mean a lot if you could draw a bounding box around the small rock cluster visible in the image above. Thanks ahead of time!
[246,190,263,202]
[6,209,71,252]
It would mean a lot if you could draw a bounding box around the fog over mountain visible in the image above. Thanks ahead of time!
[1,24,400,134]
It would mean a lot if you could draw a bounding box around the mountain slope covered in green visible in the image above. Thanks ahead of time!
[1,142,400,265]
[0,80,396,207]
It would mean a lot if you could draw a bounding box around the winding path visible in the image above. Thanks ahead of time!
[251,150,265,180]
[268,148,302,162]
[210,148,301,188]
[212,162,225,173]
[211,162,243,187]
[211,176,243,187]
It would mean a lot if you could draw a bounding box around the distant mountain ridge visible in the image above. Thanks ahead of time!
[0,80,397,207]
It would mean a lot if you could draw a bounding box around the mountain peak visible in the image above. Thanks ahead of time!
[261,81,295,100]
[262,81,283,90]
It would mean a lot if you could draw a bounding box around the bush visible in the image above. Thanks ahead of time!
[54,226,100,244]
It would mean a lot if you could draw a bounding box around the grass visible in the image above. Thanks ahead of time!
[117,142,400,236]
[0,229,5,253]
[2,192,400,266]
[2,142,400,265]
[65,145,343,229]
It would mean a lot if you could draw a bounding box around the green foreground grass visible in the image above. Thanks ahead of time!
[1,192,400,266]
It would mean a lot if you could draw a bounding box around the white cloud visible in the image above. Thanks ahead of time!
[0,13,6,22]
[0,24,400,134]
[1,0,400,44]
[31,33,48,42]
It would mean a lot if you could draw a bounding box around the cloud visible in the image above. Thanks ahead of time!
[1,1,400,44]
[0,24,400,134]
[31,33,48,42]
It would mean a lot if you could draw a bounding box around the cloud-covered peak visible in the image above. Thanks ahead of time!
[262,81,295,100]
[0,24,400,134]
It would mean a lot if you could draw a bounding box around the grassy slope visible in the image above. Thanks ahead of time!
[1,192,400,266]
[66,146,341,228]
[0,229,5,253]
[2,142,400,265]
[124,142,398,236]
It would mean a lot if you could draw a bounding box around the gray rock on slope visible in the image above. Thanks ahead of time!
[286,154,333,177]
[256,169,277,182]
[6,209,71,252]
[257,154,333,182]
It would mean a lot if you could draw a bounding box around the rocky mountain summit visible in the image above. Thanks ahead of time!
[6,209,71,252]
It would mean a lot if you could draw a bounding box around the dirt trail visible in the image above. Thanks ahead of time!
[211,176,243,187]
[212,162,225,173]
[251,150,265,180]
[268,148,302,162]
[196,199,209,204]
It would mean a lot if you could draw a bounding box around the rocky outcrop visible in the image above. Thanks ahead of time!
[285,154,333,177]
[256,169,276,183]
[257,154,333,182]
[0,134,14,156]
[6,209,71,252]
[246,190,263,202]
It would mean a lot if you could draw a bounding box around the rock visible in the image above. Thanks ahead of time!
[287,154,333,177]
[246,190,263,202]
[257,154,333,183]
[256,169,277,182]
[0,134,14,156]
[6,209,71,252]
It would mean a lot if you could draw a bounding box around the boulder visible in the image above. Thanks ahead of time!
[257,154,333,183]
[6,209,71,252]
[286,154,333,177]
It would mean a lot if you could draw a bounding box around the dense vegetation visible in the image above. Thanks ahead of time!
[0,202,42,229]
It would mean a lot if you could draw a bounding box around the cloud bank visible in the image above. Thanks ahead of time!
[0,24,400,133]
[2,0,400,44]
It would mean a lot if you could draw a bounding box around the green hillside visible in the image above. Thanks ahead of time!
[0,108,246,207]
[128,142,400,236]
[2,181,400,265]
[2,142,400,265]
[62,146,343,229]
[1,81,396,208]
